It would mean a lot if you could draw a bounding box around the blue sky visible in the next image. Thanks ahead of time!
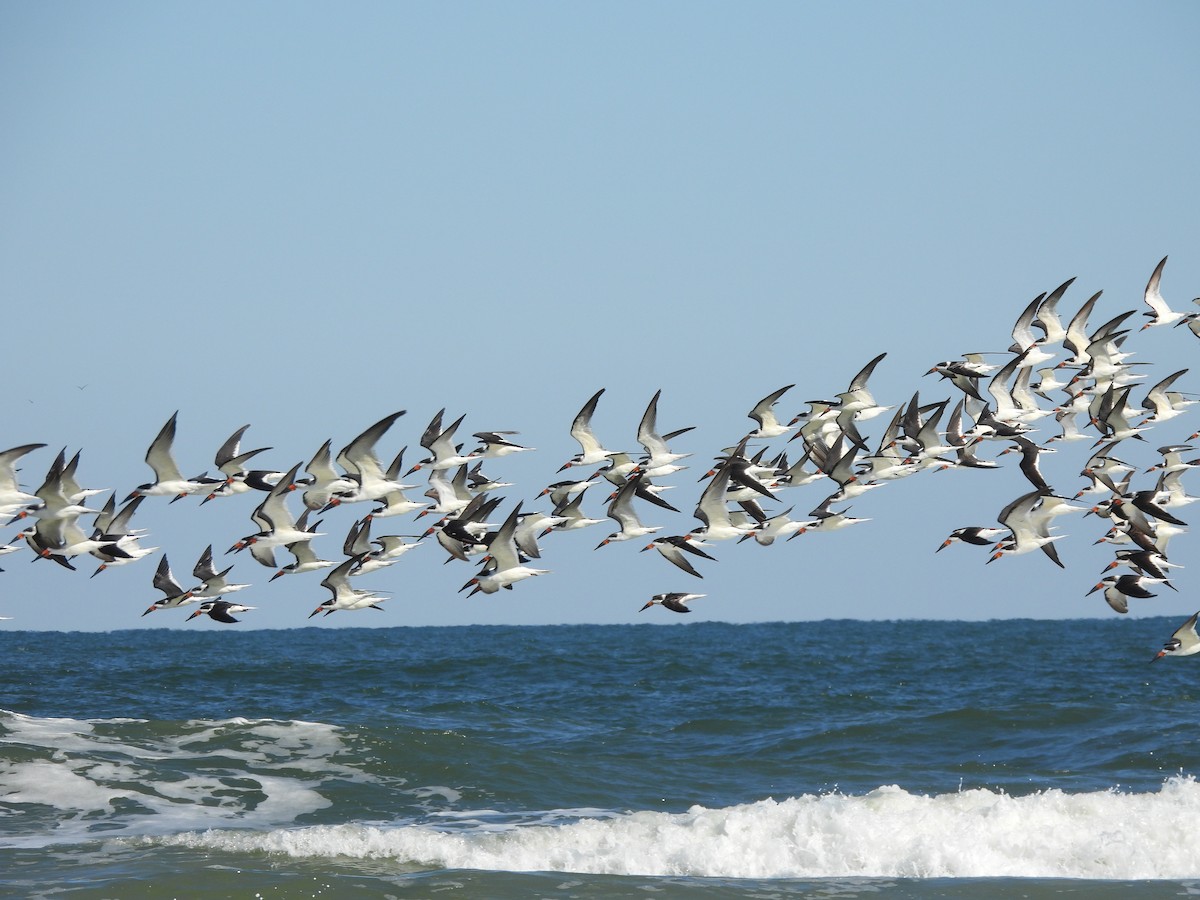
[1,2,1198,630]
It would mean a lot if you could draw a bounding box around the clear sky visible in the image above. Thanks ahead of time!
[1,2,1198,630]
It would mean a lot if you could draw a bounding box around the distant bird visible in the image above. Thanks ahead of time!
[1152,611,1200,661]
[639,592,705,613]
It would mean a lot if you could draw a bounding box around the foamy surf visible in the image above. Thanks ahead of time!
[151,778,1200,880]
[0,710,353,847]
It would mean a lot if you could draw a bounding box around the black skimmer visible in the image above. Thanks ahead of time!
[461,502,550,596]
[329,411,410,501]
[142,554,199,615]
[635,389,694,477]
[1139,370,1195,424]
[836,351,892,424]
[1031,277,1074,347]
[1008,292,1057,369]
[642,535,716,578]
[342,515,423,574]
[596,472,662,548]
[200,424,274,502]
[1086,573,1170,613]
[228,463,324,567]
[742,507,816,546]
[407,411,481,475]
[126,412,222,502]
[419,466,473,518]
[1139,256,1186,329]
[560,388,622,470]
[1101,548,1179,581]
[363,447,426,518]
[270,535,337,581]
[187,600,255,624]
[937,526,1007,552]
[744,384,795,440]
[191,544,249,599]
[1056,289,1104,370]
[598,456,680,513]
[690,448,756,542]
[308,556,390,617]
[640,592,705,613]
[513,511,563,560]
[301,438,358,511]
[544,491,605,534]
[987,490,1066,567]
[0,443,47,517]
[792,495,871,538]
[1153,612,1200,661]
[89,494,157,576]
[472,430,533,458]
[997,436,1054,494]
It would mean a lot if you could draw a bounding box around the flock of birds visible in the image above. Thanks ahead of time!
[3,257,1200,660]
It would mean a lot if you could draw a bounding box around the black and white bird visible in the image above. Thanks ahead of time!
[187,600,256,624]
[126,412,222,502]
[642,535,716,578]
[559,388,622,470]
[639,592,705,613]
[1153,611,1200,661]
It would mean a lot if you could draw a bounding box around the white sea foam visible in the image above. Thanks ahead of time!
[0,710,352,847]
[156,778,1200,880]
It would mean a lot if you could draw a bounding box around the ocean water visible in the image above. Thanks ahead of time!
[2,618,1200,898]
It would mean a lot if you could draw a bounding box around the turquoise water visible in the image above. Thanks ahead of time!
[2,619,1199,897]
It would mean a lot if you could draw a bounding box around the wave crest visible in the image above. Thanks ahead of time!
[152,777,1200,879]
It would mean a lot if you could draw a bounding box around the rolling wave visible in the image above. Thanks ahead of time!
[150,778,1200,880]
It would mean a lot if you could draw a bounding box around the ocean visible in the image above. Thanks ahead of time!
[2,618,1199,898]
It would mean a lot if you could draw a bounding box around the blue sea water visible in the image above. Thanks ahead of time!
[2,618,1200,897]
